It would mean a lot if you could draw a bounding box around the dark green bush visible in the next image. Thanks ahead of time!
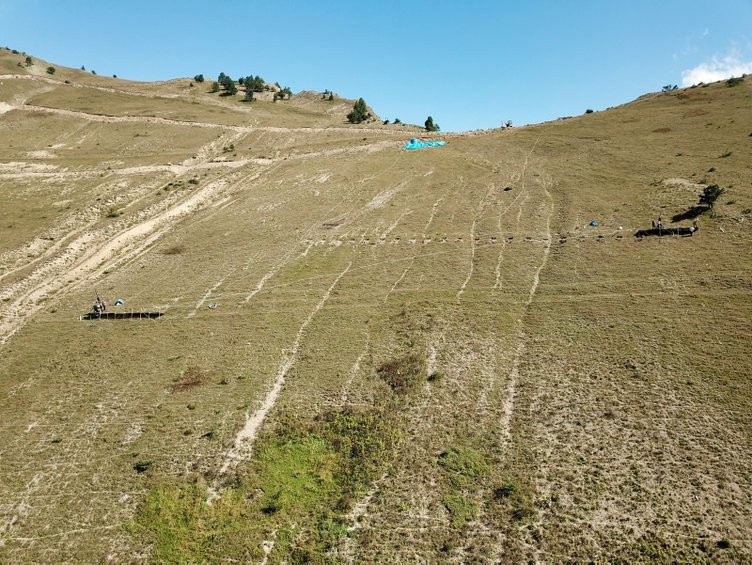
[726,76,743,87]
[347,98,370,124]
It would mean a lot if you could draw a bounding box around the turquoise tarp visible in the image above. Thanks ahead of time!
[404,138,446,150]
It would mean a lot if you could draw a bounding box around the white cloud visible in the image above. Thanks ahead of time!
[682,54,752,86]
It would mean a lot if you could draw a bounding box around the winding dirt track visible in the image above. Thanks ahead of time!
[0,96,404,348]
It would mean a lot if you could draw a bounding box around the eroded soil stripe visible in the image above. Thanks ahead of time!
[217,262,352,477]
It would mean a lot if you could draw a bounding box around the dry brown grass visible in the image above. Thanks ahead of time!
[169,366,207,392]
[0,48,750,562]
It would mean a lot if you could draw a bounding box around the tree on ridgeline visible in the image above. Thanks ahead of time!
[221,75,237,95]
[243,76,255,101]
[347,98,370,124]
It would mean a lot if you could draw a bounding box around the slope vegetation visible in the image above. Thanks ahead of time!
[1,49,751,562]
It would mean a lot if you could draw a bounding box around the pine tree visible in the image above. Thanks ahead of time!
[425,116,440,132]
[347,98,370,124]
[243,77,255,101]
[221,75,237,95]
[699,185,725,210]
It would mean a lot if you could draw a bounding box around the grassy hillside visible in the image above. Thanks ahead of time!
[1,47,751,562]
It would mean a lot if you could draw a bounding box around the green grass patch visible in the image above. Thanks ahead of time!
[127,480,266,562]
[443,493,477,526]
[131,404,403,560]
[437,446,490,488]
[491,476,536,523]
[256,433,338,514]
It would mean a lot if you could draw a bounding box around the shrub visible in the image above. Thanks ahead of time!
[425,116,440,132]
[210,81,220,93]
[494,483,516,499]
[662,84,678,92]
[585,108,593,114]
[726,76,743,87]
[347,98,370,124]
[133,460,152,473]
[443,494,477,526]
[427,370,443,382]
[437,447,489,487]
[699,184,726,209]
[193,74,204,83]
[376,352,426,395]
[220,75,237,95]
[46,66,55,75]
[24,56,32,66]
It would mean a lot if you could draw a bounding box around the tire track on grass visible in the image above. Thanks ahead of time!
[384,196,444,303]
[493,138,540,291]
[214,262,352,482]
[0,378,137,549]
[498,136,548,447]
[493,191,529,290]
[0,173,236,347]
[339,329,371,404]
[339,331,445,561]
[457,178,501,301]
[0,130,261,346]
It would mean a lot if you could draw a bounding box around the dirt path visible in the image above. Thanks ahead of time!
[20,104,408,137]
[0,116,402,346]
[0,171,236,346]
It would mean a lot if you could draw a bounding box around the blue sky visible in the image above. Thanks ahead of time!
[1,1,751,132]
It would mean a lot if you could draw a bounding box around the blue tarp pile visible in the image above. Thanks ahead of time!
[404,138,446,150]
